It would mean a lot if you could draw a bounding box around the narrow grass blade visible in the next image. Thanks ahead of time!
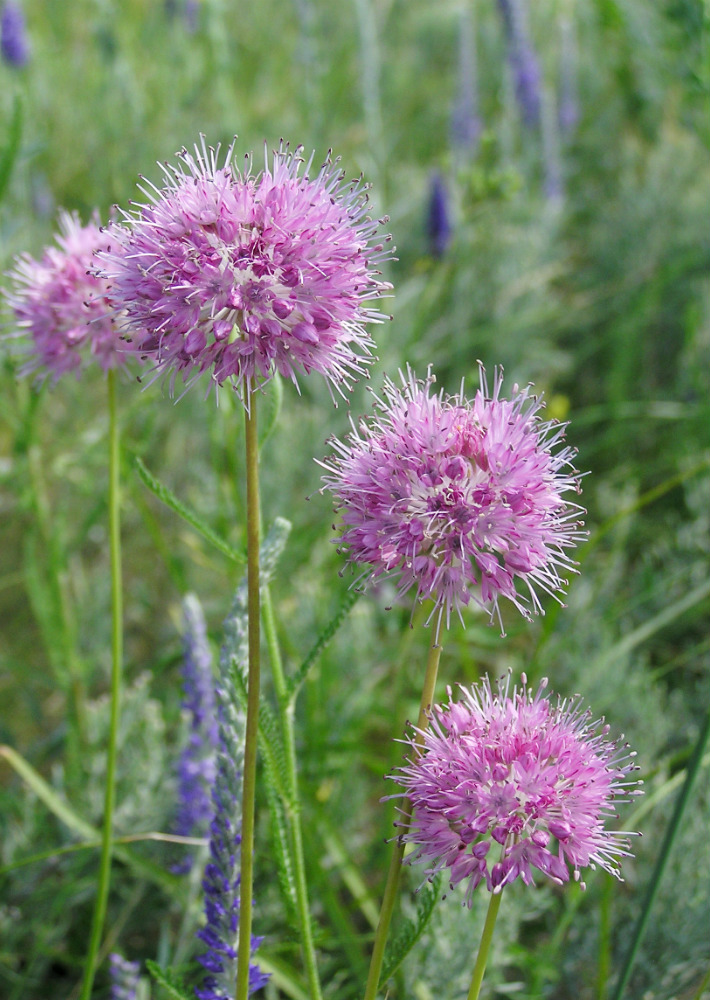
[258,370,283,448]
[0,95,22,203]
[611,703,710,1000]
[0,744,181,894]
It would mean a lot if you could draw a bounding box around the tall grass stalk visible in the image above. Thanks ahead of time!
[363,618,443,1000]
[610,700,710,1000]
[236,390,261,1000]
[79,370,123,1000]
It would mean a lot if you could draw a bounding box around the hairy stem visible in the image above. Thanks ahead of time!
[79,370,123,1000]
[236,394,261,1000]
[262,585,323,1000]
[363,617,443,1000]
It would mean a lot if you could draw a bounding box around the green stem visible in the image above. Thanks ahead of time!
[363,617,443,1000]
[610,698,710,1000]
[466,890,503,1000]
[79,370,123,1000]
[236,393,261,1000]
[262,586,323,1000]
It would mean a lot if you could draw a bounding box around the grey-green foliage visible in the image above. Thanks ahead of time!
[401,875,524,1000]
[72,672,174,835]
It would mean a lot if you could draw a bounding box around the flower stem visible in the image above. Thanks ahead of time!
[363,617,443,1000]
[466,890,503,1000]
[236,393,261,1000]
[79,369,123,1000]
[262,585,323,1000]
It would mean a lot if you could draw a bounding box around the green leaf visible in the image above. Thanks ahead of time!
[145,959,193,1000]
[134,456,246,564]
[229,664,291,807]
[264,773,299,926]
[287,588,360,703]
[0,95,22,203]
[380,874,443,984]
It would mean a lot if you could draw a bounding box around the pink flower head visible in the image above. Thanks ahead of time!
[320,366,586,633]
[97,137,393,401]
[388,674,641,901]
[4,210,124,382]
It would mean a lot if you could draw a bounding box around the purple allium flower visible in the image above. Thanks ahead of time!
[426,173,451,259]
[4,210,125,382]
[109,953,140,1000]
[98,137,393,402]
[497,0,541,129]
[173,594,219,873]
[1,2,29,68]
[388,674,642,902]
[320,366,585,634]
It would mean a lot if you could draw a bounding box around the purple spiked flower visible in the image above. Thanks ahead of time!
[320,366,585,634]
[173,594,219,873]
[4,210,125,382]
[109,953,141,1000]
[389,674,641,902]
[497,0,541,129]
[1,2,29,68]
[195,627,268,997]
[426,173,451,259]
[450,4,481,156]
[98,137,393,402]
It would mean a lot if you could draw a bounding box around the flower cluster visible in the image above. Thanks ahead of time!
[4,210,123,382]
[109,953,141,1000]
[173,594,219,873]
[98,137,393,400]
[321,366,585,633]
[0,2,29,68]
[497,0,541,129]
[389,674,641,902]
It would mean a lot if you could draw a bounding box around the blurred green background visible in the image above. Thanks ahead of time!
[0,1,709,999]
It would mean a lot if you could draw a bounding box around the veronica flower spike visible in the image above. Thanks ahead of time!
[172,594,219,873]
[390,674,642,1000]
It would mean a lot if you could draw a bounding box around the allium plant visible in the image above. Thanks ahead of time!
[321,365,585,635]
[390,674,641,902]
[4,210,124,382]
[98,136,393,401]
[4,210,131,1000]
[173,594,219,873]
